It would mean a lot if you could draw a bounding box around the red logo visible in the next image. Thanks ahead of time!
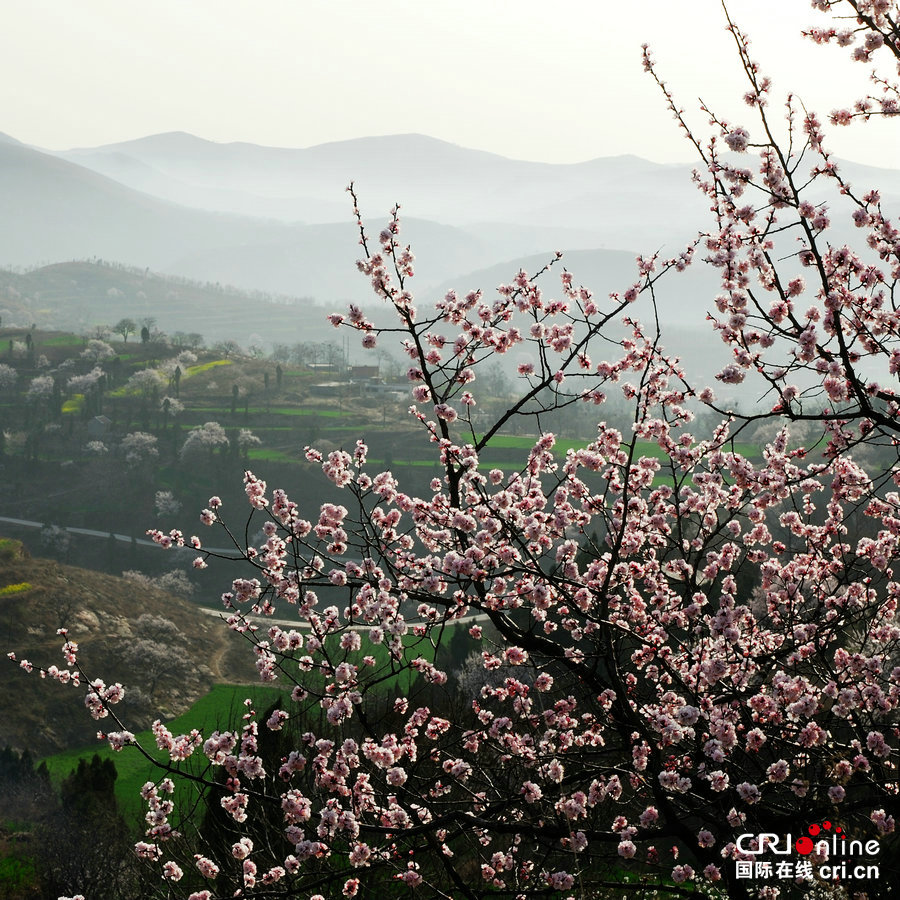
[796,820,845,855]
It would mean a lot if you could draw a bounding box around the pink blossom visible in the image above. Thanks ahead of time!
[194,856,220,879]
[724,127,750,152]
[672,865,694,883]
[547,871,575,890]
[162,861,183,881]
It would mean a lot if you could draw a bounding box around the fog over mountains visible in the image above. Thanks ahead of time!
[3,131,716,306]
[2,130,898,373]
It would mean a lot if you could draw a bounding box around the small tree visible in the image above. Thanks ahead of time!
[237,428,262,463]
[214,339,242,359]
[40,754,138,900]
[124,367,165,399]
[180,421,230,462]
[120,431,159,468]
[160,395,184,431]
[39,524,70,561]
[0,362,17,391]
[81,339,115,363]
[154,490,182,518]
[121,614,190,698]
[25,374,53,403]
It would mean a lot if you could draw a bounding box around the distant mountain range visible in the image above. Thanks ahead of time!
[56,132,700,229]
[0,130,897,340]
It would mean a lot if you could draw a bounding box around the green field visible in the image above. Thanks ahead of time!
[61,394,85,414]
[41,684,289,820]
[186,406,348,418]
[238,429,760,475]
[185,359,233,377]
[40,627,439,824]
[0,539,23,561]
[0,856,37,896]
[246,448,299,463]
[267,406,348,418]
[477,433,758,458]
[39,334,83,347]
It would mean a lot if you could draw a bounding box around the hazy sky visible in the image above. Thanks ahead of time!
[2,0,897,166]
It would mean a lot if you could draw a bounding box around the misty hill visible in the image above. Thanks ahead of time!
[0,140,505,302]
[0,261,344,346]
[58,133,710,249]
[425,246,718,319]
[0,135,714,325]
[5,131,897,324]
[61,133,351,224]
[57,131,900,239]
[0,140,294,271]
[0,243,729,358]
[165,216,493,299]
[0,539,247,756]
[425,247,736,392]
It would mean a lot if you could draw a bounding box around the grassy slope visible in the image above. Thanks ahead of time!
[40,683,288,818]
[0,540,252,757]
[39,628,440,825]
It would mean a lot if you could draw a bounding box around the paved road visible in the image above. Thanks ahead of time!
[0,514,242,557]
[197,603,491,631]
[0,514,491,630]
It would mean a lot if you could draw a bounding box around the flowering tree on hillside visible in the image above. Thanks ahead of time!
[0,362,18,391]
[121,431,159,469]
[180,421,230,462]
[67,366,105,396]
[81,339,116,363]
[12,3,900,899]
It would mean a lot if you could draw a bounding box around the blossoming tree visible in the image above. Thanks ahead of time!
[12,2,900,898]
